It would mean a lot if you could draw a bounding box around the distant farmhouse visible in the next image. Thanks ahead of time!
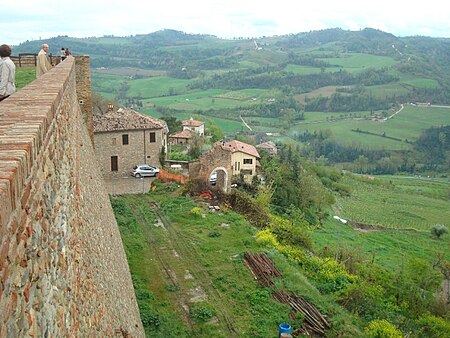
[93,107,168,177]
[182,117,205,136]
[223,140,260,183]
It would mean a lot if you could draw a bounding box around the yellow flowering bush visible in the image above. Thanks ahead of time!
[364,319,403,338]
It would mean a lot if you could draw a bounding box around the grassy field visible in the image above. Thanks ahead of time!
[320,53,397,72]
[128,77,191,98]
[91,72,129,96]
[365,83,411,98]
[15,67,36,89]
[294,86,351,103]
[313,175,450,270]
[288,104,450,149]
[145,89,262,110]
[400,77,440,89]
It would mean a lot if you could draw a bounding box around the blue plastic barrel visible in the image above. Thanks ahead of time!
[278,323,291,337]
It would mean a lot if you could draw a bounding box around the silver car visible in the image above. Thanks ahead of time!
[131,164,160,178]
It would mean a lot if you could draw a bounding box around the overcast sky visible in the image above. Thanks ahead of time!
[2,0,449,45]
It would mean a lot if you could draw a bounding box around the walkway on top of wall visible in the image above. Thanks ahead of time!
[0,57,75,230]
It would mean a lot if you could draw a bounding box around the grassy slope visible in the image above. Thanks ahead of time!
[113,184,363,337]
[313,175,450,271]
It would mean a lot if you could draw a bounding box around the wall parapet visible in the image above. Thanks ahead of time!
[0,57,143,336]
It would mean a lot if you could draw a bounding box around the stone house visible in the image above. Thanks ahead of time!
[182,118,204,136]
[168,129,195,145]
[223,140,260,183]
[93,108,168,177]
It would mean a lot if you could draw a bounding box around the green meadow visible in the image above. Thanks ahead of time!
[365,83,411,98]
[128,77,191,98]
[321,53,397,72]
[400,77,440,89]
[145,89,263,111]
[15,67,36,89]
[313,174,450,270]
[288,104,450,149]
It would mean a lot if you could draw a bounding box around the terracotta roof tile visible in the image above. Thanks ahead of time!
[222,140,260,158]
[93,108,168,133]
[182,118,204,127]
[169,129,195,139]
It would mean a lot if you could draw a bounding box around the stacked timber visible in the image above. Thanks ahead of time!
[243,252,282,287]
[273,291,330,336]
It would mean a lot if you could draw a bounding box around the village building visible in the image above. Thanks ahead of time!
[223,140,260,183]
[168,129,195,146]
[93,107,168,177]
[182,118,205,136]
[256,141,277,155]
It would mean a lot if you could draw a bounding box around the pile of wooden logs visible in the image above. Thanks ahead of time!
[243,252,282,287]
[244,252,330,336]
[273,291,330,336]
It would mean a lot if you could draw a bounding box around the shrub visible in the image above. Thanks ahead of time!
[190,207,203,216]
[416,314,450,337]
[190,304,215,322]
[207,231,222,238]
[431,224,448,239]
[364,319,403,338]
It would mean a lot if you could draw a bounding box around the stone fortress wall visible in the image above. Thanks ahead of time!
[0,57,144,336]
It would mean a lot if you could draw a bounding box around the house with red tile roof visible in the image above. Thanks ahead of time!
[182,117,204,136]
[222,140,260,183]
[93,107,168,177]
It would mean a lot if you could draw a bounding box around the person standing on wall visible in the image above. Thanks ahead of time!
[36,43,52,77]
[64,47,71,58]
[0,44,16,102]
[60,47,66,61]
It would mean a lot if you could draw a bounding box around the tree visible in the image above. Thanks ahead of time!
[431,224,448,239]
[92,93,118,116]
[160,116,182,135]
[207,124,224,143]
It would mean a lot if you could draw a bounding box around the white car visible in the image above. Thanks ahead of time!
[209,171,217,185]
[131,164,160,178]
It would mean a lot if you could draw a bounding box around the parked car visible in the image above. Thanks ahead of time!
[209,171,217,185]
[131,164,160,178]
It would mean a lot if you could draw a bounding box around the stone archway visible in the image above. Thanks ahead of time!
[189,142,233,192]
[208,166,228,192]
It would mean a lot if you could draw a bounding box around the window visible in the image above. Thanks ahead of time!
[111,156,118,171]
[241,169,252,175]
[122,134,129,145]
[243,158,253,165]
[149,132,156,143]
[234,161,240,171]
[112,138,117,145]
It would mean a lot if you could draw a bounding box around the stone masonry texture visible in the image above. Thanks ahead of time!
[0,56,144,337]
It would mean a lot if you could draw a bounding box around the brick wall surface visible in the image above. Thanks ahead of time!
[0,57,144,337]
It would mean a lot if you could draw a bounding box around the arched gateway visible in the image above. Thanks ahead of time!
[189,142,233,192]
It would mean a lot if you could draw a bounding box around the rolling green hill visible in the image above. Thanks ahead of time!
[14,28,450,173]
